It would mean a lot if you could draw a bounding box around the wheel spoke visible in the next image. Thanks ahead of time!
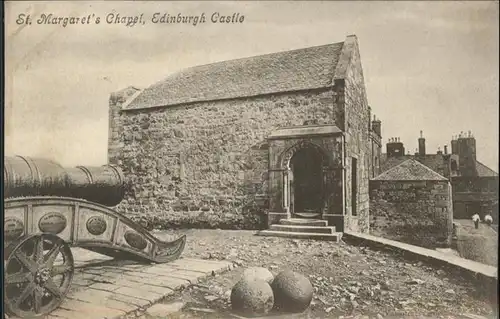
[14,251,38,273]
[50,264,72,276]
[43,279,63,299]
[34,236,45,264]
[6,234,74,318]
[6,272,32,285]
[44,242,62,267]
[15,281,36,308]
[34,287,43,314]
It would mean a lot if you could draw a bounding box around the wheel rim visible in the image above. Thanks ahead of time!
[4,233,74,317]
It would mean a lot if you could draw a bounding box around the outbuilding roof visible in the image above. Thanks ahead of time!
[373,159,448,181]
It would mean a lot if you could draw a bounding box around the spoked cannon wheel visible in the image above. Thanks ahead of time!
[4,233,74,318]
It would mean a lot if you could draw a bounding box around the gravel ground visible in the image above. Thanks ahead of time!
[138,229,496,319]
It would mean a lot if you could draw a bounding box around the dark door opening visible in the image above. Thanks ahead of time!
[290,146,324,218]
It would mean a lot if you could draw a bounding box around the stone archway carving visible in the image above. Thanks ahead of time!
[279,140,327,170]
[266,125,345,227]
[278,140,332,217]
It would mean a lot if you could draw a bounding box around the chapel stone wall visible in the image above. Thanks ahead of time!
[108,88,345,229]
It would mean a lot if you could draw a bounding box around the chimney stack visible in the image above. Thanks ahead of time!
[372,115,381,137]
[451,135,459,154]
[418,130,426,156]
[444,144,448,155]
[386,137,405,157]
[457,131,477,175]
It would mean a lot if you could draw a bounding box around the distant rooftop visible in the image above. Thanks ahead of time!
[475,161,498,177]
[379,154,498,178]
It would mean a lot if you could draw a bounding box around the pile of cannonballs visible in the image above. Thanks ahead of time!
[230,267,313,317]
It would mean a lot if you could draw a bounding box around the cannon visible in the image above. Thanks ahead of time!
[3,156,186,318]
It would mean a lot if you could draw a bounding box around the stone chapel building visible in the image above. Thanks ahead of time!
[108,35,378,233]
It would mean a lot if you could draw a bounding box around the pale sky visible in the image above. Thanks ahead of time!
[5,1,499,171]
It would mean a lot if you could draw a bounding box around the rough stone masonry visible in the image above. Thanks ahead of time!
[369,160,454,248]
[108,35,375,232]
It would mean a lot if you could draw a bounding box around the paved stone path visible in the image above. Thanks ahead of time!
[10,248,233,319]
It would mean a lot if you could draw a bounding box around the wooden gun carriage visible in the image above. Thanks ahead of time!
[3,156,186,318]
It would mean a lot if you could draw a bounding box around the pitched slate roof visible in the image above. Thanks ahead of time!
[125,41,346,110]
[373,159,448,181]
[476,161,498,177]
[379,154,448,176]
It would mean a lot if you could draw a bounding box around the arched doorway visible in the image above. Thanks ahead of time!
[288,145,324,218]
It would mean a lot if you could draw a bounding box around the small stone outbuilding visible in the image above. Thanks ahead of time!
[369,159,453,248]
[380,132,498,223]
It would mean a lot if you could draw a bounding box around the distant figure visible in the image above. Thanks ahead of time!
[472,213,481,229]
[484,214,493,226]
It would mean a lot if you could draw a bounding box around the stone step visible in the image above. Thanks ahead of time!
[270,224,336,234]
[257,230,342,242]
[279,218,328,227]
[294,212,322,219]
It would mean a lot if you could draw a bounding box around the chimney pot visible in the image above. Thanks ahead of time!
[418,132,426,156]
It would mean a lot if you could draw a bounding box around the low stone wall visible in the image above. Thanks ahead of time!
[369,180,453,248]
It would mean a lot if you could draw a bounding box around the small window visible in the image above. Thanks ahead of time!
[352,158,358,216]
[451,160,457,171]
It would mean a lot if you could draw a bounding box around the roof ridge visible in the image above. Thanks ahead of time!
[176,41,345,73]
[124,39,348,110]
[145,42,345,89]
[373,158,448,181]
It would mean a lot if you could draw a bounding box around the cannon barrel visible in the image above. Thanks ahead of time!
[4,156,125,206]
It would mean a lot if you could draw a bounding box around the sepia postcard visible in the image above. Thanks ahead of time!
[3,1,499,319]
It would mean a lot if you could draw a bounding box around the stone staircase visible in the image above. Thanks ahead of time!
[257,218,343,242]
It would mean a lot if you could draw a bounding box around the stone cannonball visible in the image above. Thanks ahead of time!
[271,270,313,313]
[242,267,274,284]
[230,278,274,316]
